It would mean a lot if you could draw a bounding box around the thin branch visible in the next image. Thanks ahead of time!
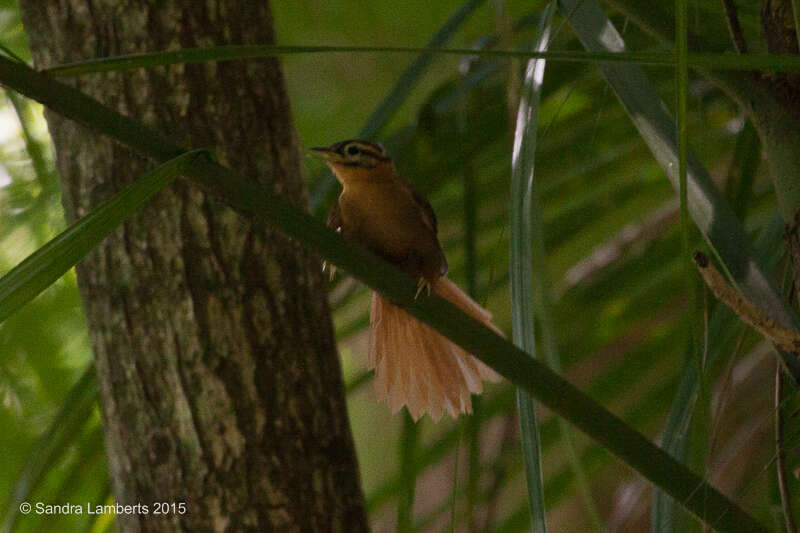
[720,0,748,54]
[776,364,798,533]
[693,252,800,353]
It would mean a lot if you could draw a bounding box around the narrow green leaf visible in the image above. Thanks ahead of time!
[725,121,760,219]
[0,56,770,533]
[460,83,483,531]
[41,45,800,76]
[651,346,694,533]
[5,89,51,189]
[0,150,205,324]
[532,43,608,533]
[676,0,692,322]
[509,4,555,532]
[653,3,695,530]
[557,0,800,383]
[0,41,25,65]
[41,46,667,76]
[0,367,98,533]
[511,4,603,529]
[449,425,462,533]
[397,412,419,533]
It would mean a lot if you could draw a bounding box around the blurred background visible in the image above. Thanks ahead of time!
[0,0,797,531]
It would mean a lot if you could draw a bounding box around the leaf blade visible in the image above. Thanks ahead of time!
[0,150,204,324]
[509,4,556,532]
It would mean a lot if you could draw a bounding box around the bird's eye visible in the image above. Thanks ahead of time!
[346,145,360,156]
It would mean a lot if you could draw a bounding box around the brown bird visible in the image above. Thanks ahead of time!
[312,139,501,422]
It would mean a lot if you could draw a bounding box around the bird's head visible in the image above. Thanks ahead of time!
[311,139,394,185]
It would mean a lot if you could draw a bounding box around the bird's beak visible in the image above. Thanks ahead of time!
[309,145,340,163]
[310,146,333,156]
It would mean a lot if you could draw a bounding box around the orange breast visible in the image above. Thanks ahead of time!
[339,181,444,279]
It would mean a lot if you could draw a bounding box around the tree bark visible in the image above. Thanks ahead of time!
[756,0,800,301]
[20,2,368,531]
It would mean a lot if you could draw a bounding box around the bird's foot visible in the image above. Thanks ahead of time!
[322,261,337,281]
[415,278,431,299]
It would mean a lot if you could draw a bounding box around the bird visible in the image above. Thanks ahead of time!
[312,139,501,422]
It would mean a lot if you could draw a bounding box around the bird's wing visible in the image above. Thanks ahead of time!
[402,179,448,277]
[326,199,343,233]
[404,180,438,236]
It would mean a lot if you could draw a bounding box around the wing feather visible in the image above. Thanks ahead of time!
[404,181,438,235]
[326,199,343,233]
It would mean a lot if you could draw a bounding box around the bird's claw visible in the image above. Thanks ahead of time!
[322,261,337,281]
[415,278,431,299]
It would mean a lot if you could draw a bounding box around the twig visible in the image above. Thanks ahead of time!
[693,252,800,353]
[775,363,798,533]
[720,0,748,54]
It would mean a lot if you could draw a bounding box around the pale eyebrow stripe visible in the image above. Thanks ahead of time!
[355,143,388,159]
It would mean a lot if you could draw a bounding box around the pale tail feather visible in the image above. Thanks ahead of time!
[367,277,502,422]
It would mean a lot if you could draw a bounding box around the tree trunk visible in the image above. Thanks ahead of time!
[20,2,368,531]
[754,0,800,301]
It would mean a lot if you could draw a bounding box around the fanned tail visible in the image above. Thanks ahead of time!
[368,277,502,422]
